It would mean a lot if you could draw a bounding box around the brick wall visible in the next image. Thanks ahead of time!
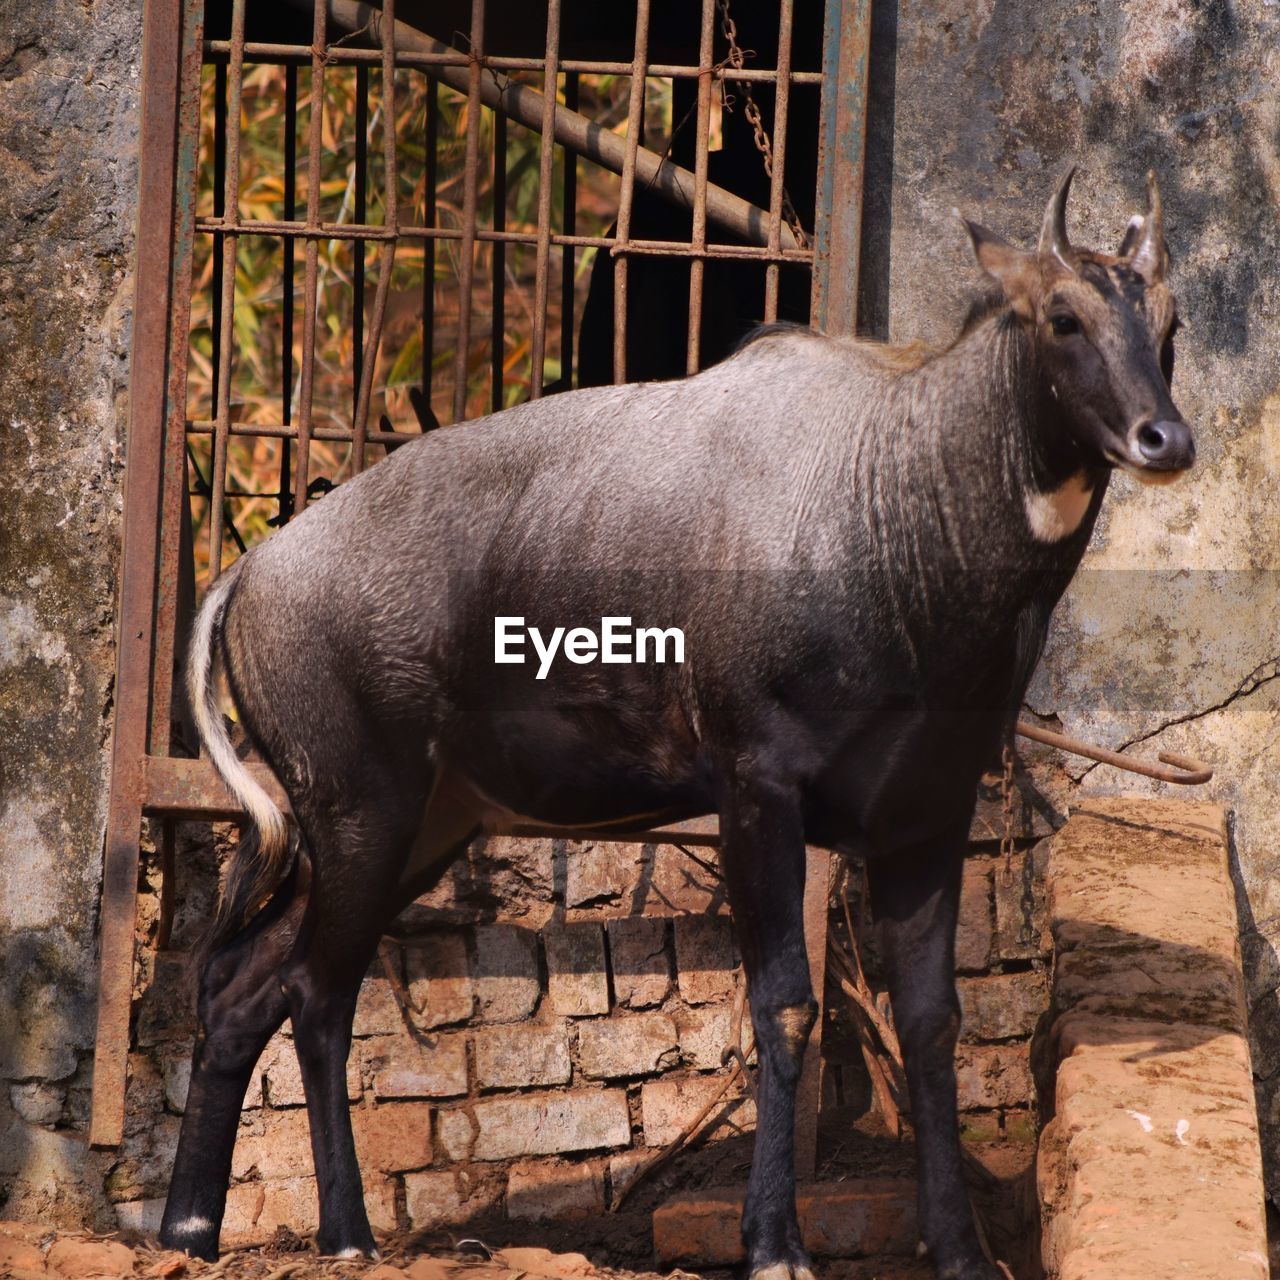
[112,833,758,1242]
[105,780,1054,1246]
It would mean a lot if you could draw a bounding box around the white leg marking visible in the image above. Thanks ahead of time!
[170,1215,215,1235]
[1024,470,1094,541]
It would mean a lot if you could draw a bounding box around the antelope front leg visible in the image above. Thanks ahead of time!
[718,768,817,1280]
[868,835,1000,1280]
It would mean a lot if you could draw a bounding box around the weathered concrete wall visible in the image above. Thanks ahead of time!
[0,0,142,1225]
[879,0,1280,1197]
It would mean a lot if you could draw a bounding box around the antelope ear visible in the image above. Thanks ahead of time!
[1128,170,1168,283]
[959,215,1040,321]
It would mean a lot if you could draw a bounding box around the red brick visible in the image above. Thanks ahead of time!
[606,916,672,1009]
[222,1175,326,1245]
[220,1172,396,1244]
[353,974,408,1037]
[566,842,646,910]
[506,1158,606,1220]
[578,1012,679,1079]
[957,971,1046,1042]
[114,1197,164,1235]
[544,922,610,1016]
[255,1031,361,1108]
[234,1105,432,1181]
[955,860,993,972]
[653,1179,918,1265]
[474,925,541,1023]
[353,1101,435,1173]
[673,916,737,1005]
[409,836,555,928]
[641,1075,755,1147]
[641,844,729,916]
[406,933,474,1028]
[405,1168,503,1229]
[474,1023,570,1089]
[675,1004,752,1071]
[45,1239,137,1278]
[607,1148,654,1205]
[954,1043,1032,1110]
[232,1108,312,1181]
[473,837,558,928]
[365,1032,468,1099]
[437,1090,631,1161]
[1037,799,1266,1280]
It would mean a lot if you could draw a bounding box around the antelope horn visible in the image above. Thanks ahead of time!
[1129,170,1167,282]
[1038,166,1077,269]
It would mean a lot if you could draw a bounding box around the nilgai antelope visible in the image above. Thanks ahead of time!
[161,171,1191,1280]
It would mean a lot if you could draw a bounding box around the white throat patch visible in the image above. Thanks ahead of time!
[1024,471,1094,542]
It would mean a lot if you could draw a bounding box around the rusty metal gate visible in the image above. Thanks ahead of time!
[90,0,872,1160]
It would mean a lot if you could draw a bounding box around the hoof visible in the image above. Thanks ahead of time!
[329,1246,381,1261]
[158,1216,219,1262]
[749,1262,818,1280]
[317,1236,380,1262]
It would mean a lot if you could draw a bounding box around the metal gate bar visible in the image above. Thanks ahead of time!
[811,0,871,335]
[90,0,197,1149]
[92,0,873,1163]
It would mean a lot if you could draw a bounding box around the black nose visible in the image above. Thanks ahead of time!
[1135,419,1196,469]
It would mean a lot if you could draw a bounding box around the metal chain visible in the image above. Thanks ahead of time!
[715,0,807,248]
[999,744,1016,880]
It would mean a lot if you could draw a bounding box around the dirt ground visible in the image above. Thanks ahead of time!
[0,1228,941,1280]
[0,1113,1030,1280]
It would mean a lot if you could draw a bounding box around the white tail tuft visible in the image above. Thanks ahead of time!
[187,566,289,862]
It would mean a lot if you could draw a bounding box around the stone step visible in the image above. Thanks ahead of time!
[1038,797,1268,1280]
[652,1179,917,1267]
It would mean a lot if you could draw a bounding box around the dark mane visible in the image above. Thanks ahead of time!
[732,290,1015,376]
[957,285,1012,337]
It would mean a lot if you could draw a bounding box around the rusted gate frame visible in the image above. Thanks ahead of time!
[90,0,204,1148]
[91,0,871,1174]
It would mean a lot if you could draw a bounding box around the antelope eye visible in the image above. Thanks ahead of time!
[1050,313,1081,337]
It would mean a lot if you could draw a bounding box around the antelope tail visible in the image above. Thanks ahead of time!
[187,562,292,939]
